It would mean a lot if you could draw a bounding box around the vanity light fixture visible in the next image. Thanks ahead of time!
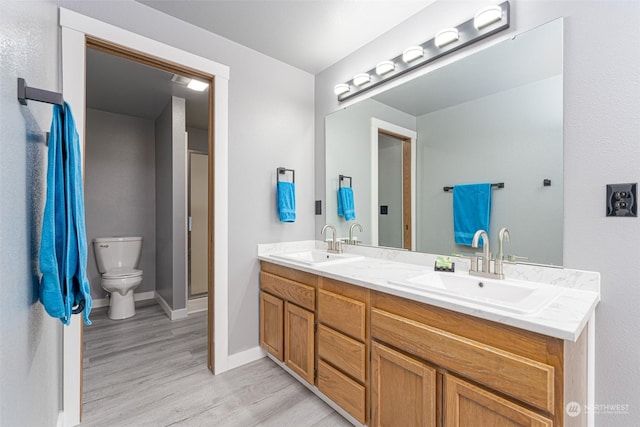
[402,46,424,63]
[334,1,510,102]
[334,83,350,96]
[376,61,395,76]
[187,79,209,91]
[474,5,503,30]
[353,73,371,86]
[434,28,460,48]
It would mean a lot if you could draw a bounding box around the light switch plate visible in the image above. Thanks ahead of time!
[606,183,637,217]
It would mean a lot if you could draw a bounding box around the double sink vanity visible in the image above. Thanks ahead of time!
[257,240,600,427]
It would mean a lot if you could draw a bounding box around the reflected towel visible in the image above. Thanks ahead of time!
[453,183,491,246]
[39,102,92,325]
[337,187,356,221]
[277,181,296,222]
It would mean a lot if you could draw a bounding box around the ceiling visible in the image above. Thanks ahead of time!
[87,1,435,129]
[137,0,435,74]
[86,48,210,129]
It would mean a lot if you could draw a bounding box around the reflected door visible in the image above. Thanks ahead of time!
[189,152,208,297]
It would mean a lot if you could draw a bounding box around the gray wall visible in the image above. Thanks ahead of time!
[0,1,63,426]
[416,76,563,265]
[187,126,208,153]
[316,1,640,424]
[378,134,403,248]
[59,0,316,353]
[155,96,187,310]
[85,109,157,298]
[325,98,415,243]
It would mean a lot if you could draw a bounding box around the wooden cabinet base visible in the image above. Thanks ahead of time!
[318,360,366,424]
[445,374,553,427]
[371,342,437,427]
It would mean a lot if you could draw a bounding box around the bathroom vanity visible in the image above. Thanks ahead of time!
[257,241,599,427]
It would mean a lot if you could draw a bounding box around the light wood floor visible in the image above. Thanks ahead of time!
[82,302,350,427]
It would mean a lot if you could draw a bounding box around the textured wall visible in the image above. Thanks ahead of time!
[316,1,640,424]
[0,1,63,426]
[85,109,157,298]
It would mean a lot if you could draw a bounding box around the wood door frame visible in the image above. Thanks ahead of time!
[61,8,230,426]
[370,118,417,250]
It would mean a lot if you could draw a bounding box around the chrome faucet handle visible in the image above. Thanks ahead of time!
[506,254,528,263]
[452,253,480,272]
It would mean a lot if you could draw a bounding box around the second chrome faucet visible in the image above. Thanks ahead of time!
[470,227,512,279]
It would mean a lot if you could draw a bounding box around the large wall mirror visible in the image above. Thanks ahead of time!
[325,18,564,266]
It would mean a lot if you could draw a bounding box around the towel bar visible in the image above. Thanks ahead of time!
[339,174,352,188]
[17,78,64,106]
[277,167,295,183]
[444,182,504,192]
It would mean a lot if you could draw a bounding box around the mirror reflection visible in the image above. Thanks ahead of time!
[325,18,563,266]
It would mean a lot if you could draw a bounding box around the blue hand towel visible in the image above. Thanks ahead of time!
[337,187,356,221]
[39,102,92,325]
[453,183,492,246]
[277,181,296,222]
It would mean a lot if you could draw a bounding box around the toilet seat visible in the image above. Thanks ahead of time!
[103,267,143,279]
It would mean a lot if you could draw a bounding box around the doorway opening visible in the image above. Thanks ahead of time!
[378,129,412,250]
[83,35,216,407]
[370,119,417,250]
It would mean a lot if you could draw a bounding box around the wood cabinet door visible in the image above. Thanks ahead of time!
[260,291,284,361]
[445,374,553,427]
[285,302,315,384]
[371,342,437,427]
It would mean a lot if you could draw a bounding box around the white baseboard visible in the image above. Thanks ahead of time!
[92,290,156,308]
[56,411,64,427]
[226,346,266,371]
[155,293,188,320]
[187,296,208,314]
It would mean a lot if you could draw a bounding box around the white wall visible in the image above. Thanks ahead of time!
[316,1,640,424]
[59,0,316,354]
[0,1,63,426]
[85,108,157,298]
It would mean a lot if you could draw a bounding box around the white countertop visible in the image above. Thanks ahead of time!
[258,241,600,342]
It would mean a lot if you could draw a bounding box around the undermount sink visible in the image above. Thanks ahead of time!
[389,272,562,314]
[270,250,364,266]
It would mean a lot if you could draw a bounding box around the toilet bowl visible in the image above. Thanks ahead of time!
[93,237,144,320]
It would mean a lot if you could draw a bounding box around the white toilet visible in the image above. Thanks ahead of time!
[93,236,144,320]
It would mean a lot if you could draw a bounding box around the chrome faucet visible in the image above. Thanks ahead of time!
[348,223,363,244]
[470,229,494,279]
[321,224,343,254]
[494,227,510,279]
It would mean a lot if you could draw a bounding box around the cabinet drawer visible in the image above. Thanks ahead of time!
[261,261,318,287]
[318,289,366,341]
[371,308,555,413]
[260,272,315,311]
[318,324,366,382]
[318,360,366,424]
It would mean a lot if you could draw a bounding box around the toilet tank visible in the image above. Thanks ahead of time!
[93,236,143,273]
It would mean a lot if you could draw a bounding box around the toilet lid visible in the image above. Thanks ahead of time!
[103,267,143,279]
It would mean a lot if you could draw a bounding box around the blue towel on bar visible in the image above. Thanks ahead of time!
[453,183,492,246]
[277,181,296,222]
[39,102,92,325]
[337,187,356,221]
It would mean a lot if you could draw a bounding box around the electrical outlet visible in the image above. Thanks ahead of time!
[606,183,637,217]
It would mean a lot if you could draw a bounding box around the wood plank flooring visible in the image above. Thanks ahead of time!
[82,302,351,427]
